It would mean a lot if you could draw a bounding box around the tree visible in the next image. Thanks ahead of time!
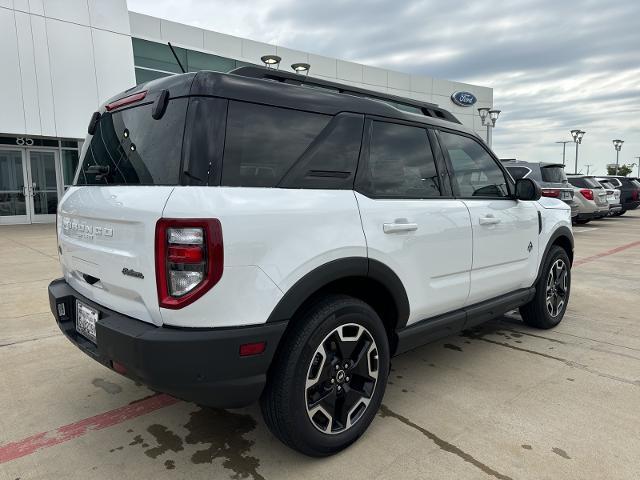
[606,164,634,176]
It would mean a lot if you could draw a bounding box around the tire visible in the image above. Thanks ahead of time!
[260,294,390,456]
[618,209,626,216]
[520,245,571,329]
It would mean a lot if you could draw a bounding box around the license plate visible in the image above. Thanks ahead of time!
[561,191,572,200]
[76,300,98,343]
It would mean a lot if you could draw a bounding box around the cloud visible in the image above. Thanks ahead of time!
[128,0,640,175]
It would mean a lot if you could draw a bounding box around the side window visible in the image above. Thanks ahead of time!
[439,131,510,198]
[506,166,530,180]
[358,121,441,198]
[222,101,330,187]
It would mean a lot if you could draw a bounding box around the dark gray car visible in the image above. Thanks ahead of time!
[502,160,578,218]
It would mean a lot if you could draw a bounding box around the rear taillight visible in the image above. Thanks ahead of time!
[155,219,223,309]
[580,189,594,201]
[542,189,560,198]
[633,190,639,201]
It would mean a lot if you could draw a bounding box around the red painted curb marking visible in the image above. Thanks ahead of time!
[0,393,179,464]
[573,240,640,268]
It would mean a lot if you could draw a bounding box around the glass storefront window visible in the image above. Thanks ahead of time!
[61,149,79,188]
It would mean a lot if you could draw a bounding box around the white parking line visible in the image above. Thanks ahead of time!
[573,227,600,233]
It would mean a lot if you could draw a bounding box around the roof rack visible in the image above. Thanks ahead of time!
[230,66,461,125]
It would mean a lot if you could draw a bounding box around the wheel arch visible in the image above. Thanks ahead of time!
[266,257,410,353]
[537,226,574,283]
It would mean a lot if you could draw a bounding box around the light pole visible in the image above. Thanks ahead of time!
[260,55,282,69]
[555,141,571,165]
[584,164,593,175]
[570,129,585,174]
[612,140,624,175]
[478,107,501,147]
[634,157,640,177]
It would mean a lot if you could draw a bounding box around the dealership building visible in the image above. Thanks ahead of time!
[0,0,493,225]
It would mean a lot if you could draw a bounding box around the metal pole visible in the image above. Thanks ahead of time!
[615,150,619,176]
[562,143,566,165]
[574,142,579,174]
[635,157,640,177]
[486,125,492,147]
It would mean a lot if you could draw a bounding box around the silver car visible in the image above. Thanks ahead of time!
[596,179,623,216]
[567,175,609,224]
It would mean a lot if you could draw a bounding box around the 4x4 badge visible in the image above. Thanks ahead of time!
[527,242,533,253]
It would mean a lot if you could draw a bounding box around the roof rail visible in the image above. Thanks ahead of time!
[230,66,461,125]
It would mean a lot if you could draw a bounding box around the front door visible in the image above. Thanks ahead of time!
[437,130,540,305]
[25,150,60,223]
[0,149,30,224]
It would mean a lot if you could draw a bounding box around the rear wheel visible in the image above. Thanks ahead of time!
[520,246,571,329]
[618,209,626,216]
[260,295,389,456]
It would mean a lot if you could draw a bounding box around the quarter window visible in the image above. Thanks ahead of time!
[439,131,510,198]
[359,121,441,198]
[222,102,330,187]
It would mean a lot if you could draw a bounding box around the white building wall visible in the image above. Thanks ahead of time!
[0,1,135,140]
[128,11,493,137]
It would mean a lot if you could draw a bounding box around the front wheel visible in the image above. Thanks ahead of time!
[520,246,571,329]
[260,295,389,456]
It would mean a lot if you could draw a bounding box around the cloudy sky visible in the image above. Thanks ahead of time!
[129,0,640,176]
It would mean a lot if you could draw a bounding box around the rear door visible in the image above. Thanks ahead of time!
[58,96,190,325]
[355,119,472,326]
[436,130,540,305]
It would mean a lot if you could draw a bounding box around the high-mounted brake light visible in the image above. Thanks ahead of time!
[105,91,147,111]
[155,219,223,309]
[580,189,594,201]
[541,188,560,198]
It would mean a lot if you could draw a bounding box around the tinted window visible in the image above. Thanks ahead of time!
[279,114,363,189]
[439,131,509,197]
[540,166,567,183]
[506,166,530,180]
[584,177,603,189]
[222,102,330,187]
[567,177,587,188]
[76,98,188,185]
[359,121,440,198]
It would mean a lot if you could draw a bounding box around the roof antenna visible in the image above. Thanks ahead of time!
[167,42,186,73]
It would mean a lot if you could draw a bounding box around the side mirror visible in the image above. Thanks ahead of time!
[515,178,542,201]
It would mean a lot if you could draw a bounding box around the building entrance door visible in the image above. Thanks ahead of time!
[0,148,30,224]
[0,148,61,224]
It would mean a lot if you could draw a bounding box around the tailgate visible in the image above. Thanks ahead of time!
[58,186,174,325]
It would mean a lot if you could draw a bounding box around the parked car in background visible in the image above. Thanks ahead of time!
[596,176,640,215]
[596,179,622,216]
[567,175,609,223]
[502,160,578,219]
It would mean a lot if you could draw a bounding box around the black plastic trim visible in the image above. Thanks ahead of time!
[48,278,286,408]
[395,287,535,355]
[266,257,410,329]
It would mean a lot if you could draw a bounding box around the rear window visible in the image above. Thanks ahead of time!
[540,166,567,183]
[221,101,330,187]
[505,166,530,180]
[584,177,603,188]
[76,98,188,185]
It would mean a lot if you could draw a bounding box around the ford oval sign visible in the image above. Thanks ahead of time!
[451,91,477,107]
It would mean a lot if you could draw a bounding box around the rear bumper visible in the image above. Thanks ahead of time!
[48,278,286,408]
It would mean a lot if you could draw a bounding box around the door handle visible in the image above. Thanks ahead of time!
[479,215,501,225]
[383,222,418,234]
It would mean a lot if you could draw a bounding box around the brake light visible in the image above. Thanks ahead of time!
[105,91,147,111]
[580,189,594,200]
[155,219,223,309]
[633,190,639,201]
[542,189,560,198]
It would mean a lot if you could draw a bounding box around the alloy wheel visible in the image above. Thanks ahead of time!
[546,259,568,318]
[305,323,379,435]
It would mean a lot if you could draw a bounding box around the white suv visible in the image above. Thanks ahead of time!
[49,67,574,456]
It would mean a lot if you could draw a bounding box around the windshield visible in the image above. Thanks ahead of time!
[540,166,567,183]
[75,98,188,185]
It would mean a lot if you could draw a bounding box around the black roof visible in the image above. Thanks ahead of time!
[104,67,473,135]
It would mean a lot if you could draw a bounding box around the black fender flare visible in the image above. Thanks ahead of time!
[266,257,410,328]
[536,226,574,283]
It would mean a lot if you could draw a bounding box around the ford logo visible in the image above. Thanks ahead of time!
[451,91,477,107]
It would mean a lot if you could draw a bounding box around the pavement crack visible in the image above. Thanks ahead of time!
[379,404,514,480]
[464,333,640,388]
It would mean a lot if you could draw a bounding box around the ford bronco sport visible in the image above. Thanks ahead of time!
[49,67,574,456]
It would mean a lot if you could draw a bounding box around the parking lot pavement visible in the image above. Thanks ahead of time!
[1,213,639,480]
